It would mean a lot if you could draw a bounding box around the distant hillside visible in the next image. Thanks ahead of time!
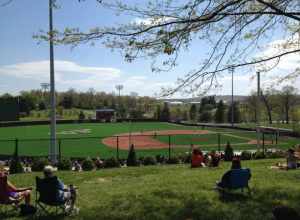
[160,95,248,104]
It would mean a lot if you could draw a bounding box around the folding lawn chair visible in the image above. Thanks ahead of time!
[0,175,19,215]
[218,168,251,197]
[35,176,71,215]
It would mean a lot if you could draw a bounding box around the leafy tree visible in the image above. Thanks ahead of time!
[38,101,46,110]
[189,104,197,121]
[215,100,226,123]
[54,1,300,95]
[155,105,161,121]
[198,111,212,123]
[60,95,73,109]
[160,102,170,122]
[227,102,241,123]
[279,86,298,124]
[78,110,85,120]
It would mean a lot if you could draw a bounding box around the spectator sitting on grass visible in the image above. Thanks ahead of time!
[272,148,298,170]
[73,160,82,172]
[95,157,104,169]
[208,151,221,167]
[191,148,205,168]
[0,165,32,206]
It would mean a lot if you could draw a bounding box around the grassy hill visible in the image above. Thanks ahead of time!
[4,159,300,220]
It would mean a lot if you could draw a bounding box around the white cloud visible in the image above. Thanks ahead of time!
[0,60,171,97]
[133,16,175,26]
[0,60,120,83]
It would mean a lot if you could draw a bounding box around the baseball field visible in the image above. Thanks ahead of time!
[0,122,298,158]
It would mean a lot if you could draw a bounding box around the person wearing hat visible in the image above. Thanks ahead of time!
[43,165,77,210]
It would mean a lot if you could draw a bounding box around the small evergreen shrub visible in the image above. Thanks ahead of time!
[167,157,180,164]
[57,158,72,170]
[142,156,157,166]
[81,157,95,171]
[254,150,266,159]
[224,141,234,161]
[266,150,285,159]
[104,157,120,168]
[240,151,252,160]
[9,159,23,174]
[31,158,50,172]
[127,144,138,166]
[155,155,166,164]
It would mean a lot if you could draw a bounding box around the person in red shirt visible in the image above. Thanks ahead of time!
[191,148,205,168]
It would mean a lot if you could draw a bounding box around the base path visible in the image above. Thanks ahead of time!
[102,130,211,150]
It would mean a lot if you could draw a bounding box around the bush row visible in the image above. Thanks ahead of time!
[9,149,285,173]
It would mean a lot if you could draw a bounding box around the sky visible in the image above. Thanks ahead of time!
[0,0,299,98]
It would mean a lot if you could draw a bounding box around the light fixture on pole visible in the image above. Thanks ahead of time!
[49,0,57,163]
[228,66,235,127]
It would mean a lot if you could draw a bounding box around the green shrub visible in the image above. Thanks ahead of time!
[142,156,157,166]
[254,150,266,159]
[57,158,72,170]
[31,158,50,172]
[155,155,166,164]
[266,150,285,159]
[104,157,120,168]
[9,159,23,174]
[224,141,234,161]
[240,151,252,160]
[167,157,180,164]
[81,157,95,171]
[127,144,138,166]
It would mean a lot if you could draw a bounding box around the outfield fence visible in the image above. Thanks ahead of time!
[0,130,298,160]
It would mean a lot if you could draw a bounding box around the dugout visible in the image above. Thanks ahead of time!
[96,109,115,122]
[0,97,19,121]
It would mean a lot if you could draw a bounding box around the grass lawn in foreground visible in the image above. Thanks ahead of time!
[3,159,300,220]
[0,122,298,158]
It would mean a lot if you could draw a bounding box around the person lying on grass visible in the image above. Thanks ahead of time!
[0,167,32,206]
[191,148,205,168]
[43,165,78,211]
[215,158,251,189]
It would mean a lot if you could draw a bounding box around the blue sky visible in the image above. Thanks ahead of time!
[0,0,299,97]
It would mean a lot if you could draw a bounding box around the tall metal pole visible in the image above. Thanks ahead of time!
[229,66,234,127]
[49,0,57,163]
[256,71,261,149]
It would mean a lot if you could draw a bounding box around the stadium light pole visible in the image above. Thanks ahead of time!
[228,66,235,127]
[256,71,261,149]
[49,0,57,163]
[115,85,123,118]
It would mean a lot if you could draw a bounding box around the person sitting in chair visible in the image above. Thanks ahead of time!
[216,158,250,189]
[0,168,32,206]
[43,165,77,210]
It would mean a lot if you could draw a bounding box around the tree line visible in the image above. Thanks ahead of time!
[0,89,157,119]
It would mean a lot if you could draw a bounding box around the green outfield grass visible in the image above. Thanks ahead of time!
[3,159,300,220]
[0,122,298,158]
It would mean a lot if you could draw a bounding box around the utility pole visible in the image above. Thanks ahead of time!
[229,66,235,127]
[256,71,261,149]
[49,0,57,163]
